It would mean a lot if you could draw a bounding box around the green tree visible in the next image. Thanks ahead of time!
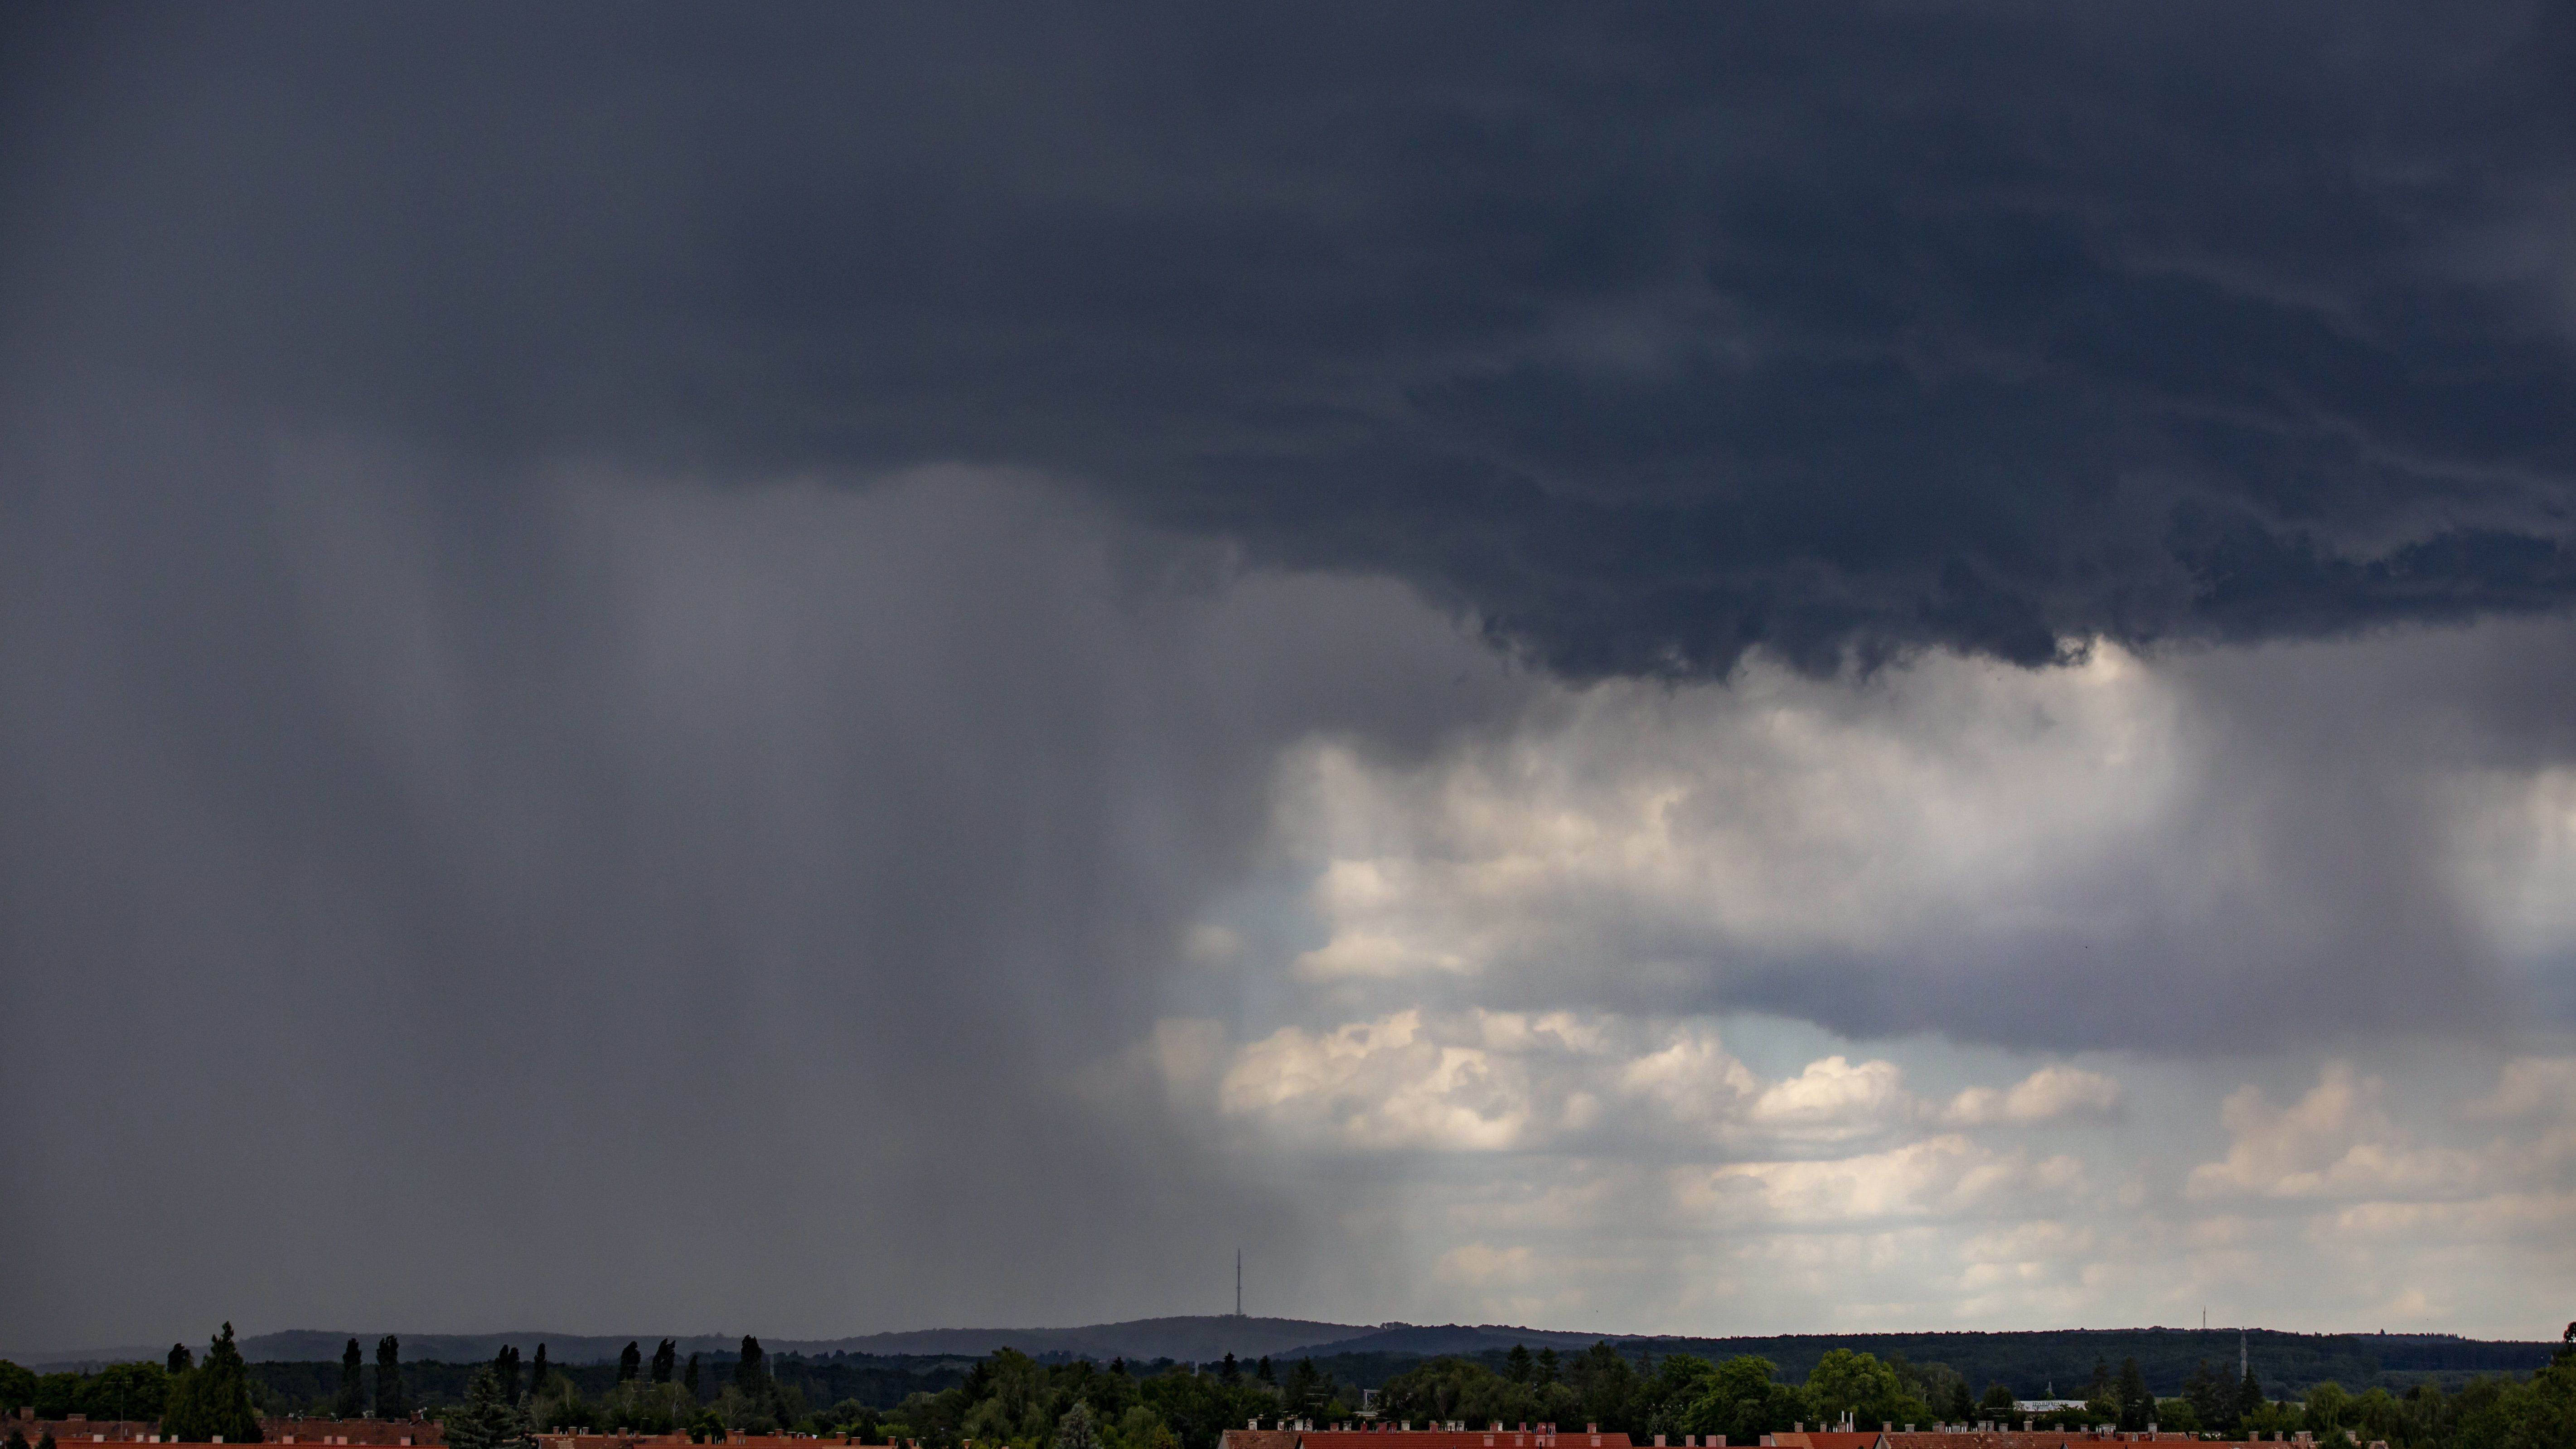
[2115,1359,2150,1432]
[1507,1347,1534,1387]
[1058,1401,1101,1449]
[2305,1381,2349,1440]
[1807,1350,1927,1431]
[1979,1384,2016,1417]
[79,1362,169,1425]
[7,1424,27,1449]
[1220,1355,1240,1386]
[1536,1351,1559,1389]
[532,1347,551,1394]
[2181,1361,2230,1435]
[336,1340,364,1420]
[2466,1360,2576,1449]
[652,1343,677,1386]
[618,1344,640,1385]
[492,1348,522,1404]
[2237,1367,2265,1425]
[444,1370,531,1449]
[168,1347,193,1376]
[376,1338,408,1420]
[160,1324,259,1444]
[686,1356,700,1402]
[1943,1379,1973,1423]
[1683,1357,1806,1444]
[0,1360,35,1412]
[1255,1359,1273,1388]
[736,1339,767,1394]
[1282,1361,1330,1422]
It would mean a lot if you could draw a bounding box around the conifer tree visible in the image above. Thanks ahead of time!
[336,1339,363,1419]
[651,1342,676,1385]
[493,1347,522,1403]
[160,1324,259,1444]
[1256,1358,1274,1386]
[1506,1345,1533,1386]
[735,1339,765,1391]
[618,1344,640,1384]
[532,1347,550,1395]
[444,1370,530,1449]
[685,1356,700,1402]
[2116,1359,2149,1430]
[168,1347,193,1375]
[1536,1349,1559,1386]
[376,1338,408,1421]
[1220,1354,1240,1385]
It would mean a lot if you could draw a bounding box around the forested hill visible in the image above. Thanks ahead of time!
[231,1318,1355,1368]
[212,1328,2558,1414]
[1603,1329,2558,1397]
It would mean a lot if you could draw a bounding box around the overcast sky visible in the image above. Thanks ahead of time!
[4,3,2574,1355]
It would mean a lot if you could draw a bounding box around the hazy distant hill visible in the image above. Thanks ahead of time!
[18,1318,2558,1396]
[228,1316,1370,1366]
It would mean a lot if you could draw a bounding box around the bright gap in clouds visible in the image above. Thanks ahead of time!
[1147,617,2576,1338]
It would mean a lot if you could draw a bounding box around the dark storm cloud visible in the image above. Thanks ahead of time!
[6,3,2574,677]
[8,0,2576,1350]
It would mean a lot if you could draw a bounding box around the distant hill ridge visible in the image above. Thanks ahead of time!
[17,1318,2559,1388]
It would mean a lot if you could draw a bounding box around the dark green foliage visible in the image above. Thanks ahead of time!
[337,1340,364,1420]
[491,1347,521,1404]
[685,1355,700,1402]
[1281,1358,1333,1420]
[38,1433,54,1449]
[1676,1357,1805,1444]
[7,1424,27,1449]
[169,1347,194,1376]
[0,1361,34,1414]
[1055,1401,1099,1449]
[378,1338,409,1420]
[1506,1346,1533,1386]
[1218,1356,1239,1386]
[1255,1358,1273,1387]
[532,1347,550,1394]
[2116,1357,2150,1431]
[2182,1360,2233,1434]
[1980,1382,2016,1412]
[34,1362,170,1424]
[1536,1350,1559,1387]
[161,1324,261,1444]
[443,1369,530,1449]
[617,1344,639,1384]
[1945,1378,1973,1421]
[652,1343,676,1386]
[737,1339,767,1392]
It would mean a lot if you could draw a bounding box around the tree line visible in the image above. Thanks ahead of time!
[5,1328,2570,1449]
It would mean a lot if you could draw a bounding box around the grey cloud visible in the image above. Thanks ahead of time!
[9,0,2576,1349]
[0,418,1514,1347]
[6,4,2575,676]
